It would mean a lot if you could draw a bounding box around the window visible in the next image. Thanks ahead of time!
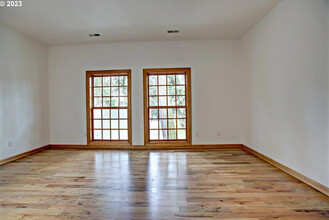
[143,68,191,145]
[86,70,131,145]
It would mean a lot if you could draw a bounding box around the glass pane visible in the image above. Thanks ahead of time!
[103,77,111,86]
[177,96,185,106]
[103,87,110,96]
[167,75,175,85]
[159,86,166,95]
[168,86,175,95]
[94,120,101,129]
[111,120,118,129]
[111,97,119,107]
[103,130,110,139]
[168,96,175,106]
[168,119,176,128]
[177,108,186,118]
[168,130,176,139]
[159,109,167,118]
[149,109,158,119]
[94,77,102,86]
[178,129,186,139]
[159,119,167,129]
[111,87,119,96]
[120,120,128,129]
[159,130,167,140]
[119,109,127,118]
[94,130,102,140]
[177,119,186,128]
[120,76,128,86]
[176,75,185,85]
[103,120,110,129]
[150,119,158,129]
[149,75,157,85]
[149,97,158,106]
[111,109,118,118]
[159,97,167,106]
[159,75,166,85]
[94,98,102,107]
[93,109,101,119]
[111,77,119,86]
[176,86,185,95]
[120,130,128,140]
[168,108,176,118]
[120,87,128,96]
[94,88,102,96]
[111,130,119,140]
[103,109,110,119]
[150,130,158,140]
[120,97,128,107]
[149,86,157,95]
[103,97,111,107]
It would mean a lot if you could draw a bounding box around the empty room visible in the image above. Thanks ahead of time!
[0,0,328,219]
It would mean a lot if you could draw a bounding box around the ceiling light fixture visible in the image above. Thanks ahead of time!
[89,34,101,37]
[167,30,180,33]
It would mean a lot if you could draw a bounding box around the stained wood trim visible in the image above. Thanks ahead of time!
[0,145,50,166]
[49,144,242,150]
[86,69,132,145]
[143,67,192,146]
[86,71,91,143]
[242,145,329,196]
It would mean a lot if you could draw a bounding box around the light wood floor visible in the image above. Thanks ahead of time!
[0,148,328,220]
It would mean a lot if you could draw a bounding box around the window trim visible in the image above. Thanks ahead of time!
[86,69,132,146]
[143,68,192,146]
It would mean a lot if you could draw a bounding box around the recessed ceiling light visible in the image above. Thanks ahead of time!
[167,30,180,34]
[89,34,101,37]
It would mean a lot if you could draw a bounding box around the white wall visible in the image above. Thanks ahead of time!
[327,1,329,177]
[327,1,329,178]
[241,0,329,187]
[0,22,49,160]
[49,41,245,145]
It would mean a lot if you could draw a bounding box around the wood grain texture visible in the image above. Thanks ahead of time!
[0,145,49,166]
[0,148,328,219]
[243,145,329,197]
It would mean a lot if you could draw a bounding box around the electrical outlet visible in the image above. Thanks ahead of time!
[8,141,13,148]
[217,132,221,136]
[195,132,198,137]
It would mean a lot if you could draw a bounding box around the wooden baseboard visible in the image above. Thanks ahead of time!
[0,145,50,166]
[49,144,243,150]
[242,145,329,197]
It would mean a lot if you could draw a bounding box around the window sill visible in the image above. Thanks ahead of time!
[145,140,191,147]
[88,141,131,147]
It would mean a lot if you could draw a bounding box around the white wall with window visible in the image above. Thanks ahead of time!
[49,40,245,145]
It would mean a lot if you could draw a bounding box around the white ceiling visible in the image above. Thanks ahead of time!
[0,0,280,46]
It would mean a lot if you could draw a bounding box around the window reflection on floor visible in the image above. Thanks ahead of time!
[94,151,187,219]
[147,152,187,219]
[94,151,131,218]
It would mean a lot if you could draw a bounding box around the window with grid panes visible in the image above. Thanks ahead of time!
[86,70,131,144]
[144,68,191,144]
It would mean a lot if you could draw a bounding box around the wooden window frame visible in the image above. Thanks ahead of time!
[86,69,132,146]
[143,68,192,146]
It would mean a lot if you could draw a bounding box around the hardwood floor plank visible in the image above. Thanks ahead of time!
[0,148,328,219]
